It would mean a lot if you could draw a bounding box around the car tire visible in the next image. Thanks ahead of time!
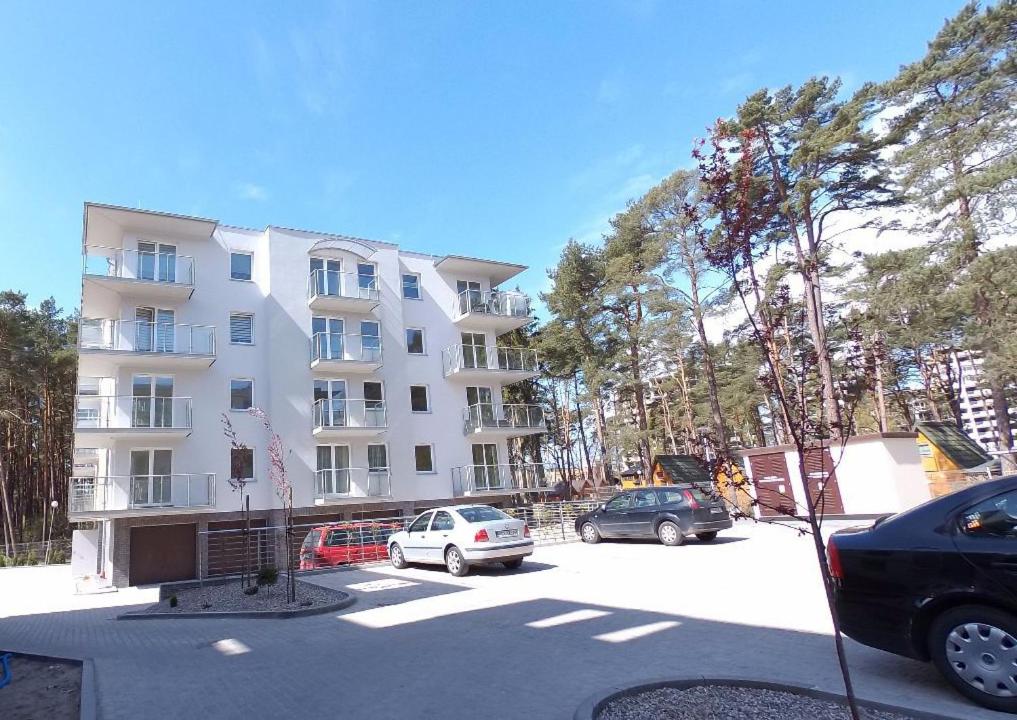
[503,558,524,570]
[657,521,684,547]
[580,522,601,544]
[389,543,408,570]
[696,531,718,542]
[928,604,1017,713]
[445,546,470,577]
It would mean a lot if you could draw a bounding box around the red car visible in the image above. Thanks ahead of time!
[299,521,402,569]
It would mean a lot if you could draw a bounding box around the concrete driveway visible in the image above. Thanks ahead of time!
[0,521,1009,719]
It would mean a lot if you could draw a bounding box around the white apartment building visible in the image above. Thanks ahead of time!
[70,203,546,587]
[926,349,1016,452]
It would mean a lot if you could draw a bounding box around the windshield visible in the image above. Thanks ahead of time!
[458,506,511,523]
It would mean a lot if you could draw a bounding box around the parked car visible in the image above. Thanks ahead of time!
[830,475,1017,713]
[387,505,533,576]
[299,521,401,569]
[575,485,732,546]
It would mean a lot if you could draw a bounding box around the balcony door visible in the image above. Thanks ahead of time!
[132,375,174,428]
[364,381,384,427]
[314,379,347,427]
[312,316,344,361]
[457,280,482,314]
[130,449,172,506]
[137,242,177,283]
[316,444,351,496]
[367,444,389,495]
[310,258,341,296]
[357,263,377,298]
[466,386,495,427]
[361,320,381,362]
[135,307,175,353]
[461,332,487,369]
[471,443,499,491]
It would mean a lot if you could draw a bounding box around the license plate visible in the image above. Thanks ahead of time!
[496,529,517,538]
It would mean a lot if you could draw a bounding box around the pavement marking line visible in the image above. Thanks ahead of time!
[345,579,419,592]
[525,609,611,628]
[592,621,680,643]
[211,639,250,656]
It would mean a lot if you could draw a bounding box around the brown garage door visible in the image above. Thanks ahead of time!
[748,453,797,518]
[803,448,845,515]
[129,523,196,586]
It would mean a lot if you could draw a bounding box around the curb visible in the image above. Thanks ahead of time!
[117,591,356,620]
[80,658,96,720]
[574,676,971,720]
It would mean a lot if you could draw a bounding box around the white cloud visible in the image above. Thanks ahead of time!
[236,182,268,202]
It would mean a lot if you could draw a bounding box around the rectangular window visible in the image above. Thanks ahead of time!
[414,445,435,473]
[230,379,254,411]
[410,385,430,412]
[230,447,255,481]
[406,328,425,355]
[230,252,253,281]
[230,313,254,344]
[402,273,421,300]
[368,444,388,471]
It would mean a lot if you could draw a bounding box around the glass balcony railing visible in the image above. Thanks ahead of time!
[313,468,392,501]
[453,289,530,321]
[79,318,216,356]
[312,398,388,432]
[442,344,538,377]
[451,463,551,496]
[310,332,382,364]
[69,474,215,513]
[463,403,545,434]
[83,246,195,286]
[307,269,380,303]
[74,395,193,431]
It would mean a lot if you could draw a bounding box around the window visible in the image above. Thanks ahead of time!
[230,447,255,481]
[402,273,421,300]
[632,490,659,508]
[357,263,377,297]
[458,506,511,523]
[410,385,430,412]
[406,328,425,355]
[230,379,254,411]
[229,313,254,344]
[431,511,454,531]
[605,495,632,512]
[230,252,253,281]
[962,491,1017,538]
[415,445,435,473]
[408,511,433,533]
[368,444,388,472]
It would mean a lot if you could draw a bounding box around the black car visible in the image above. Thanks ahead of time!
[575,485,732,546]
[831,475,1017,713]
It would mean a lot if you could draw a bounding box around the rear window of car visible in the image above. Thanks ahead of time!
[326,529,350,546]
[457,506,511,523]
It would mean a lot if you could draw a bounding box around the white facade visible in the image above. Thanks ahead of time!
[927,350,1016,452]
[70,204,545,585]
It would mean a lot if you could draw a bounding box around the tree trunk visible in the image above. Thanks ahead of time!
[872,333,888,433]
[573,375,594,486]
[991,383,1016,473]
[684,243,729,452]
[592,391,611,485]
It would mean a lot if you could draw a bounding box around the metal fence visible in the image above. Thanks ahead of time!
[0,539,71,567]
[196,501,598,581]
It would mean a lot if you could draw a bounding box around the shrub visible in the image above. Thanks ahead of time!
[256,566,278,587]
[168,594,178,608]
[243,585,259,596]
[25,550,38,566]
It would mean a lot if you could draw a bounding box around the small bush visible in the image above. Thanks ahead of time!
[243,585,259,596]
[168,594,178,608]
[25,550,38,566]
[256,566,278,587]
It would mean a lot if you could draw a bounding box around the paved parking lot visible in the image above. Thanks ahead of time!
[0,521,1009,719]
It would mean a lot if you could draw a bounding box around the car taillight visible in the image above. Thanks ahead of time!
[474,529,490,543]
[827,538,843,580]
[523,524,531,538]
[683,490,700,510]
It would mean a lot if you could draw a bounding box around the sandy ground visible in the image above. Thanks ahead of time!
[0,655,80,720]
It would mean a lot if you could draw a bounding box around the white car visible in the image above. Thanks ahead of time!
[387,505,533,576]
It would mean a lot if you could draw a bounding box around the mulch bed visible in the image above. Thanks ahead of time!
[0,655,80,720]
[134,579,346,615]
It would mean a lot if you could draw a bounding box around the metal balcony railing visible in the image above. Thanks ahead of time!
[74,395,193,431]
[451,463,551,496]
[83,246,195,286]
[79,318,216,356]
[307,269,380,303]
[463,403,545,434]
[313,468,392,501]
[310,332,383,364]
[453,289,530,321]
[441,344,539,377]
[69,474,216,513]
[312,398,388,431]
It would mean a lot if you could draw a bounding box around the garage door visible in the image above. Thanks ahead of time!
[129,523,196,586]
[747,453,797,518]
[803,448,845,515]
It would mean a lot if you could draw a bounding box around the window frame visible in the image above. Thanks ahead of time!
[409,385,431,413]
[229,378,255,412]
[229,312,255,345]
[401,273,421,300]
[408,511,433,533]
[229,251,253,282]
[414,444,436,474]
[230,446,256,482]
[405,327,426,355]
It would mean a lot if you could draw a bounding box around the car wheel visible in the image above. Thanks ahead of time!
[445,546,470,577]
[929,604,1017,713]
[695,531,718,542]
[657,521,684,547]
[503,558,524,570]
[389,543,408,570]
[580,522,601,544]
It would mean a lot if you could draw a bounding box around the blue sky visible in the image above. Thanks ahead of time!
[0,0,964,316]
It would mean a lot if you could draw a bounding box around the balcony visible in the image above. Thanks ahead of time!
[442,344,539,384]
[74,395,193,439]
[310,332,383,374]
[78,318,216,373]
[68,474,216,517]
[313,468,392,504]
[452,289,531,333]
[463,403,546,438]
[312,399,387,438]
[307,269,380,313]
[451,463,551,497]
[83,246,196,301]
